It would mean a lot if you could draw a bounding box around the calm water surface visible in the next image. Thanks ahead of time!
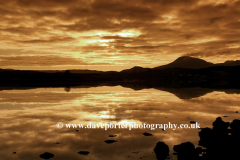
[0,86,239,160]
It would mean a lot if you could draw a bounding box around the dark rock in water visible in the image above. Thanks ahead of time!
[55,142,61,144]
[190,121,196,124]
[104,140,117,144]
[39,152,54,159]
[230,119,240,136]
[236,111,238,113]
[223,116,228,117]
[143,132,152,136]
[78,151,89,155]
[159,117,240,160]
[173,142,199,160]
[213,117,229,129]
[212,117,229,137]
[199,128,213,148]
[195,147,203,154]
[12,152,16,154]
[174,142,195,153]
[154,141,169,160]
[198,117,240,159]
[109,135,117,137]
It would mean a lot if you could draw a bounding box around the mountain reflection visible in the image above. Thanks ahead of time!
[3,85,240,99]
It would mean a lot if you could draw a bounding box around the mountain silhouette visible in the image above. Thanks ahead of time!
[154,56,214,69]
[121,56,240,72]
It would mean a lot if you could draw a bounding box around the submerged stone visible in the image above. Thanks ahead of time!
[143,132,153,136]
[78,151,89,155]
[104,140,117,144]
[39,152,54,159]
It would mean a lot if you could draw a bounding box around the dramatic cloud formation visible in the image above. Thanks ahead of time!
[0,0,240,70]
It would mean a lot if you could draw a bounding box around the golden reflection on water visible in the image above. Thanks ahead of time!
[0,86,240,160]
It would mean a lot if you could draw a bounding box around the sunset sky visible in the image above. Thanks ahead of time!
[0,0,240,71]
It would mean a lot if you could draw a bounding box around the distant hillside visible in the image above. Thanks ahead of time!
[120,66,150,73]
[216,60,240,66]
[41,69,104,74]
[154,56,214,69]
[69,69,104,74]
